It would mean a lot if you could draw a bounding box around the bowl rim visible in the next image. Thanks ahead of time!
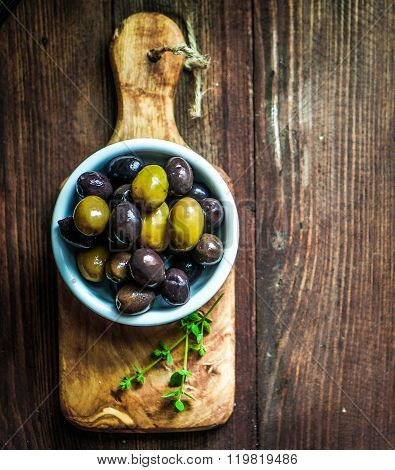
[51,138,239,327]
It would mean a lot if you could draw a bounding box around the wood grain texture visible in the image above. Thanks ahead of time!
[108,13,185,145]
[253,0,394,449]
[0,0,393,450]
[58,12,236,433]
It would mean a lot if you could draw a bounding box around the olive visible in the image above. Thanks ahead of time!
[110,201,141,248]
[116,282,156,315]
[172,254,203,283]
[105,252,132,283]
[58,216,97,249]
[77,244,109,282]
[186,181,210,200]
[140,202,169,252]
[161,268,190,306]
[105,154,144,187]
[108,229,129,252]
[74,196,110,236]
[76,171,113,200]
[200,198,224,232]
[168,197,204,251]
[131,165,169,211]
[129,248,165,288]
[109,184,133,208]
[165,157,193,195]
[193,234,223,265]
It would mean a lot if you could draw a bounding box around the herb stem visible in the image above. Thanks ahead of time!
[183,333,189,369]
[121,293,224,388]
[141,294,223,375]
[182,334,189,389]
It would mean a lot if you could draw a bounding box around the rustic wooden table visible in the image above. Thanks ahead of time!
[0,0,393,450]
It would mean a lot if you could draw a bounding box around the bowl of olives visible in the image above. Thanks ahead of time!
[51,139,239,326]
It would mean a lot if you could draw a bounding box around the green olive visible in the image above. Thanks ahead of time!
[105,252,132,283]
[74,195,110,236]
[131,165,169,211]
[140,202,169,252]
[77,244,109,282]
[168,197,204,251]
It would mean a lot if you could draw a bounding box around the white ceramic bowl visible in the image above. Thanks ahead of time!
[51,139,239,326]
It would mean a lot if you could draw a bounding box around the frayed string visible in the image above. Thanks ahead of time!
[147,9,210,119]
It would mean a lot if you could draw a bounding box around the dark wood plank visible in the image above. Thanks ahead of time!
[0,0,21,25]
[0,0,256,449]
[253,0,394,449]
[3,0,392,451]
[0,0,114,450]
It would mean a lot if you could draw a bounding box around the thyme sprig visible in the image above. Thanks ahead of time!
[119,293,223,412]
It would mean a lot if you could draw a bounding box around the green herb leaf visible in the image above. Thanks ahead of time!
[136,372,145,384]
[199,345,206,357]
[174,399,184,412]
[152,342,173,363]
[191,324,200,337]
[162,391,178,398]
[182,369,193,377]
[119,376,132,390]
[203,320,211,333]
[170,371,183,387]
[189,344,200,351]
[187,312,201,322]
[180,312,201,331]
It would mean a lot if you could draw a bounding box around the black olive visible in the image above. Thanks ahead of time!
[105,154,144,187]
[116,282,156,315]
[161,268,190,306]
[76,171,113,200]
[110,201,141,249]
[165,156,193,195]
[129,248,165,288]
[171,254,203,283]
[109,184,133,208]
[200,198,224,232]
[193,234,223,265]
[58,216,97,249]
[186,181,211,200]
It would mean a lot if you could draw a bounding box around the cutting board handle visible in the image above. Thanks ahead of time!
[108,12,186,146]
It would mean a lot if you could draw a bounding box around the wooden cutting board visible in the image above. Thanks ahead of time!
[58,12,236,432]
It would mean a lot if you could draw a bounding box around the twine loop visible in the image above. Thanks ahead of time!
[148,44,209,72]
[147,11,210,119]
